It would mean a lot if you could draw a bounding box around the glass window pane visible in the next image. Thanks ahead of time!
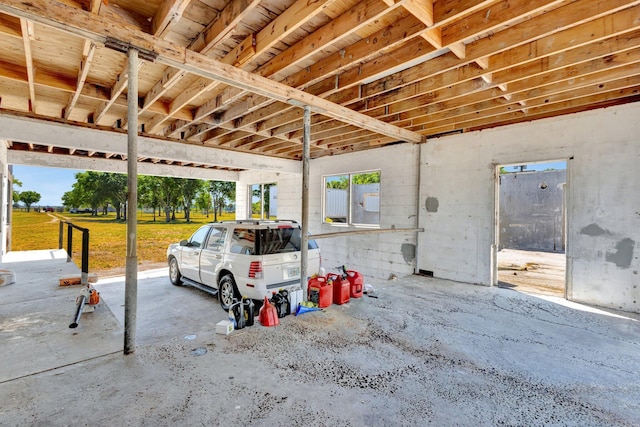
[265,183,277,219]
[205,227,227,250]
[324,175,348,223]
[249,184,262,219]
[231,228,255,255]
[351,171,380,225]
[189,226,210,248]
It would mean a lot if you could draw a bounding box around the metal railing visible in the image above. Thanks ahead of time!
[58,220,90,285]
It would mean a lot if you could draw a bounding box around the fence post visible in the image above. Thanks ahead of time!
[59,221,64,249]
[67,224,73,263]
[81,229,89,286]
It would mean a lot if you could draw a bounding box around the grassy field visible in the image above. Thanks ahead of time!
[12,210,234,277]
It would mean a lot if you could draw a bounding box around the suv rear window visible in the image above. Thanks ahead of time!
[230,226,318,255]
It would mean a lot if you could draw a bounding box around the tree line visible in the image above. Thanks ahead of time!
[58,172,236,223]
[12,178,42,212]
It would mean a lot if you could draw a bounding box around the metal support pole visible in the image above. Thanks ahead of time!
[59,220,63,249]
[301,106,310,298]
[124,48,138,355]
[81,229,89,286]
[67,225,72,262]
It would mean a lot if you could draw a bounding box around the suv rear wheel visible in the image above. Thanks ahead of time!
[219,274,240,310]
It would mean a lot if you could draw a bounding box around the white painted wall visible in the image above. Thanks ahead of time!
[419,102,640,313]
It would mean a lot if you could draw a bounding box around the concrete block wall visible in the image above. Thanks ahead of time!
[419,102,640,313]
[309,144,420,280]
[235,170,285,220]
[237,144,421,280]
[236,170,309,224]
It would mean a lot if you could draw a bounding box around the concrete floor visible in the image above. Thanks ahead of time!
[498,249,566,297]
[1,251,639,425]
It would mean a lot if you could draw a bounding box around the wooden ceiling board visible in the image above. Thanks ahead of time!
[111,0,162,18]
[26,26,83,77]
[0,0,637,163]
[0,79,30,111]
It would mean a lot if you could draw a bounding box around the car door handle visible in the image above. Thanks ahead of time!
[213,254,222,260]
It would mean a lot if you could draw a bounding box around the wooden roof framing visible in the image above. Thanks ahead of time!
[0,0,639,165]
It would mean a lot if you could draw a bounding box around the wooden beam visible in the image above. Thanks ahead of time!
[361,4,640,114]
[190,0,261,55]
[190,0,416,136]
[257,0,392,79]
[404,0,434,27]
[95,61,135,125]
[64,42,96,119]
[0,0,424,142]
[148,0,334,133]
[0,112,299,174]
[152,0,192,37]
[139,0,262,118]
[19,18,36,113]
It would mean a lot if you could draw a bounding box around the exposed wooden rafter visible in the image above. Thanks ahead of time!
[0,0,637,162]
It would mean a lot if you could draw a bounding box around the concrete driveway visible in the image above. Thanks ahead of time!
[1,251,639,425]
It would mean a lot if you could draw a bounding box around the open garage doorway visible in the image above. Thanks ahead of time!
[494,160,567,297]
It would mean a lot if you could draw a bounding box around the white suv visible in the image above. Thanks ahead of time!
[167,220,321,309]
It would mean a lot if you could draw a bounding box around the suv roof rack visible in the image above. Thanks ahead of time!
[213,219,299,225]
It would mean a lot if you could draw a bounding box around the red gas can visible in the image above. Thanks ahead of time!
[346,270,364,298]
[328,273,350,305]
[308,276,333,308]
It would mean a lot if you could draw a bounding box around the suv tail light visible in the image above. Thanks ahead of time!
[249,261,263,279]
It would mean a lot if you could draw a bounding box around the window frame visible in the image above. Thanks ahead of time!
[248,183,277,219]
[322,169,381,227]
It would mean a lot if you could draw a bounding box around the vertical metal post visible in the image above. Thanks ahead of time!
[81,229,89,286]
[67,225,72,262]
[59,220,63,249]
[301,106,310,298]
[124,48,139,355]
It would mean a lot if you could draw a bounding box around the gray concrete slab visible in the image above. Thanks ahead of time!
[1,255,639,425]
[0,250,122,383]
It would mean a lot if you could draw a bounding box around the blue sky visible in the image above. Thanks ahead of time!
[502,160,567,172]
[12,165,81,207]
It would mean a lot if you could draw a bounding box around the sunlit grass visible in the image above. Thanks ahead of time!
[12,210,235,276]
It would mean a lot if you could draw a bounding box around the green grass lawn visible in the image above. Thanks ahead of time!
[12,210,235,277]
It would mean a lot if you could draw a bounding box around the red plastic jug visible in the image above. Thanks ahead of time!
[258,296,279,327]
[346,270,363,298]
[328,273,350,305]
[308,276,333,308]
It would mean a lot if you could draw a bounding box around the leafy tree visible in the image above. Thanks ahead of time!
[138,175,163,221]
[195,189,212,217]
[179,178,204,223]
[101,173,127,220]
[352,172,380,184]
[210,181,235,221]
[62,188,84,209]
[326,175,348,189]
[159,177,181,223]
[20,190,41,212]
[72,171,107,214]
[12,177,22,206]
